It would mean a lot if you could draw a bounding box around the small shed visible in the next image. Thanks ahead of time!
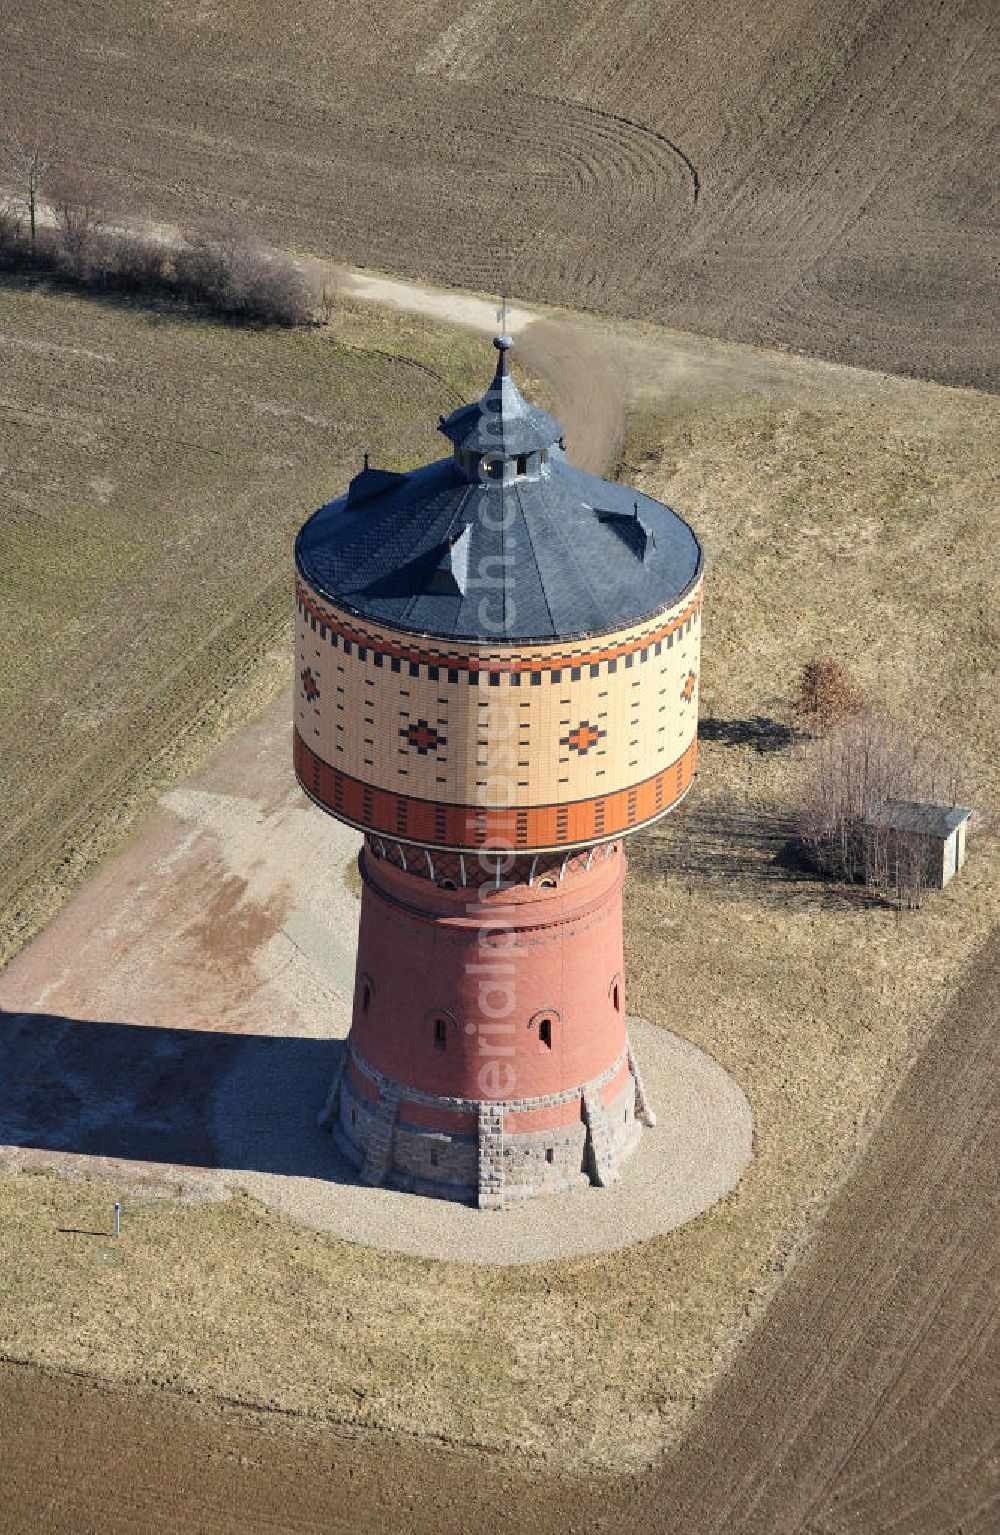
[864,800,972,889]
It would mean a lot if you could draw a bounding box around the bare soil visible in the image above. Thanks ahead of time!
[1,933,994,1534]
[1,0,995,388]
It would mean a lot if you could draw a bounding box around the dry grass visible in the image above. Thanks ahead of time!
[1,341,995,1473]
[0,283,485,964]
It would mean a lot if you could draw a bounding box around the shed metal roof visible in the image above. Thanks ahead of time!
[865,800,972,837]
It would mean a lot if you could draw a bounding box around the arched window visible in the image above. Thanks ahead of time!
[529,1010,559,1051]
[426,1007,458,1051]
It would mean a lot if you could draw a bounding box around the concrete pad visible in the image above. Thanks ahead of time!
[0,691,752,1264]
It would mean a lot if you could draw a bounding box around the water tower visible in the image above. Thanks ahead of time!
[295,333,702,1207]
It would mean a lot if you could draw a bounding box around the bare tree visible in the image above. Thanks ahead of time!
[794,709,965,906]
[7,126,55,258]
[46,164,119,276]
[318,277,338,325]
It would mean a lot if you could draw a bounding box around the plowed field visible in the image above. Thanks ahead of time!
[2,0,996,387]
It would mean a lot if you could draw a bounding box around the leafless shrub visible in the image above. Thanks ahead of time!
[174,220,313,324]
[100,229,170,292]
[795,709,967,906]
[240,247,313,325]
[793,656,863,733]
[0,199,22,257]
[172,220,236,308]
[46,165,120,277]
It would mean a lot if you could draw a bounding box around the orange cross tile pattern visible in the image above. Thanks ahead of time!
[564,722,605,754]
[401,719,446,755]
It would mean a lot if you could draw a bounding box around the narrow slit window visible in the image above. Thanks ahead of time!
[434,1016,448,1050]
[539,1017,552,1050]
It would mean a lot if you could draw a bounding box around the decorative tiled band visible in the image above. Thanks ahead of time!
[296,574,702,681]
[294,727,696,851]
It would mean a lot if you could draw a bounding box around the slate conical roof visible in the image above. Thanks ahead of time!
[296,337,702,643]
[438,334,564,456]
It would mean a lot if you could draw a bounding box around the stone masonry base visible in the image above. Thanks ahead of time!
[321,1038,651,1209]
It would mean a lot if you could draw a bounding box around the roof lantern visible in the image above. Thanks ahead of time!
[438,333,564,476]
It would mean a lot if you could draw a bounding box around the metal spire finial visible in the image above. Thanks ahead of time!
[493,294,512,375]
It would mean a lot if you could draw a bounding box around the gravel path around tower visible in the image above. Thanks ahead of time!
[212,1016,751,1264]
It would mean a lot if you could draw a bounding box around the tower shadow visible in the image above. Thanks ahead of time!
[698,715,801,754]
[0,1010,355,1184]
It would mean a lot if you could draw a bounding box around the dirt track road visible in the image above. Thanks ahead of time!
[0,196,628,478]
[2,934,995,1534]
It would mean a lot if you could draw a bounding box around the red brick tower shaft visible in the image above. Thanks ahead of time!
[332,842,651,1203]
